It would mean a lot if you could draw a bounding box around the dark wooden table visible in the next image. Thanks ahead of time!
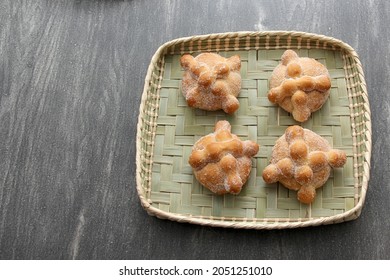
[0,0,389,260]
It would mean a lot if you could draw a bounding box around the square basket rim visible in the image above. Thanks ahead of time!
[135,30,372,230]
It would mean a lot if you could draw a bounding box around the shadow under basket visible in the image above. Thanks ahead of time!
[136,31,371,230]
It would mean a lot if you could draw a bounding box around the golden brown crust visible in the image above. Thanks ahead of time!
[189,120,259,195]
[180,53,242,114]
[268,50,331,122]
[262,125,347,204]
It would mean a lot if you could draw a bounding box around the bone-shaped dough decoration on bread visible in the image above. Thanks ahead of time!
[189,120,259,195]
[180,53,242,114]
[262,125,346,204]
[268,50,331,122]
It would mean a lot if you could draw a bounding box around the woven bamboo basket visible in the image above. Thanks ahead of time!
[136,31,371,229]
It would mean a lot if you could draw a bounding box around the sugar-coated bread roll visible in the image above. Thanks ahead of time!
[180,53,242,114]
[268,50,331,122]
[189,120,259,195]
[262,125,346,204]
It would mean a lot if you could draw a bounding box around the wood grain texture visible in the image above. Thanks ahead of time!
[0,0,389,259]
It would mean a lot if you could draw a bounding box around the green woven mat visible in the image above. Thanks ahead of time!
[150,48,354,221]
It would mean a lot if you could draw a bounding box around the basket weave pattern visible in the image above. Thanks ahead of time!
[136,31,371,229]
